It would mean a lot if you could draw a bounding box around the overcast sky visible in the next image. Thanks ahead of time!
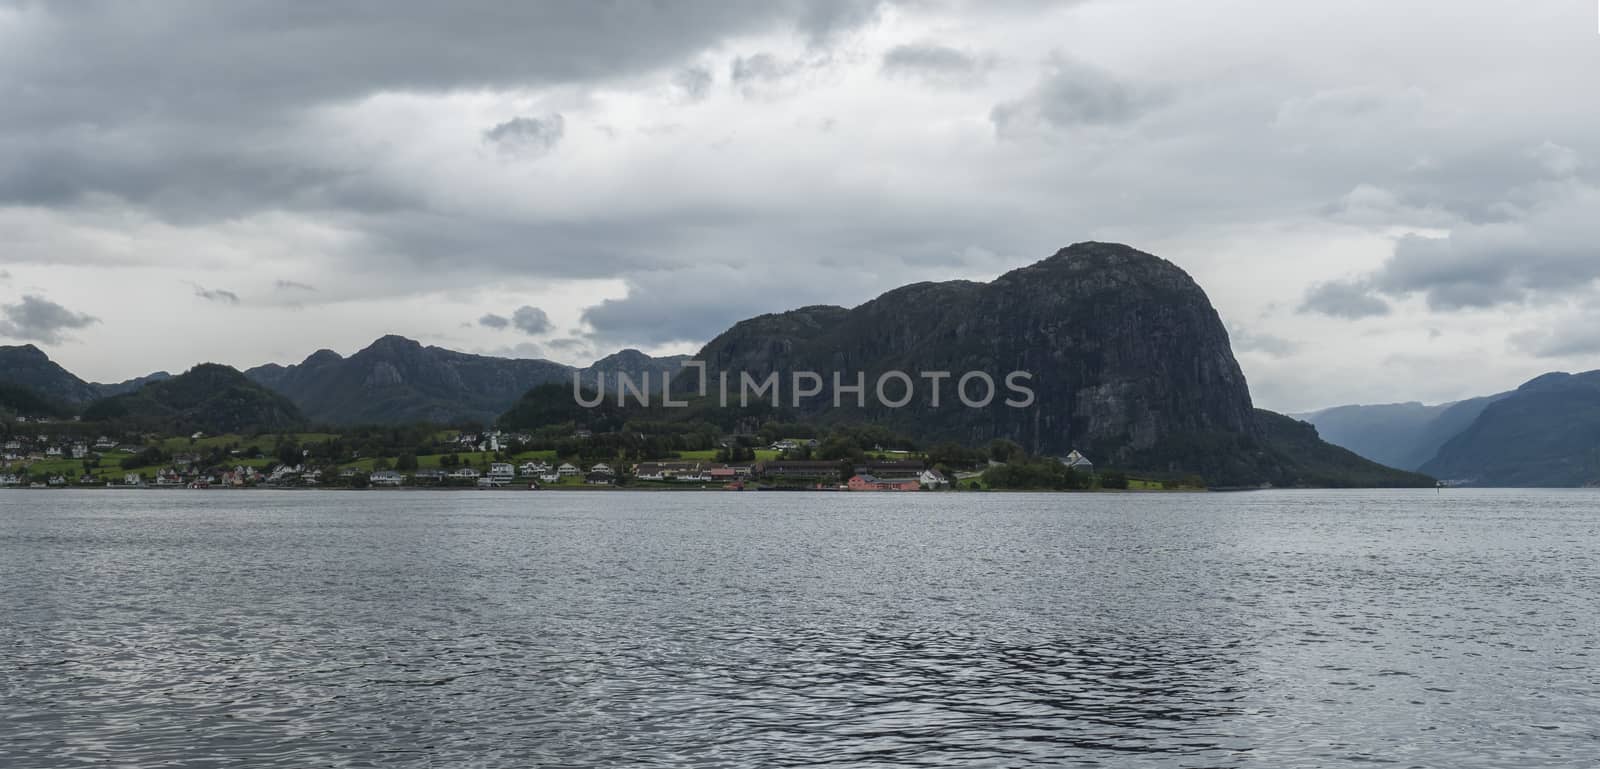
[1,0,1597,412]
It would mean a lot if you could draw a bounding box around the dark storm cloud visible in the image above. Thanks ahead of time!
[0,295,99,343]
[483,115,565,154]
[992,57,1161,134]
[478,313,510,330]
[881,43,986,87]
[191,285,241,305]
[0,1,886,211]
[511,306,553,335]
[1298,280,1392,319]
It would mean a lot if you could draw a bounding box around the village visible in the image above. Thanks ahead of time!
[0,424,1108,492]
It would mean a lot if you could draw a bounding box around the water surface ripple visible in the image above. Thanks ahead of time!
[2,489,1597,767]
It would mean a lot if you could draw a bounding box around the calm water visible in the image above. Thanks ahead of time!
[1,489,1597,767]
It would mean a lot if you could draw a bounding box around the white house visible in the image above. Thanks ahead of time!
[539,470,561,483]
[1062,450,1094,473]
[519,461,550,477]
[488,463,516,484]
[0,473,19,486]
[123,473,144,487]
[449,467,481,480]
[369,470,405,486]
[920,469,950,489]
[557,462,580,477]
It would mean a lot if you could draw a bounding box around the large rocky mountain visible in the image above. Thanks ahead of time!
[1293,392,1509,471]
[244,336,688,426]
[0,344,171,402]
[675,242,1428,487]
[82,364,304,434]
[1421,371,1600,486]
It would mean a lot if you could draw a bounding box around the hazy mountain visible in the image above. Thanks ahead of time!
[82,364,305,434]
[669,242,1429,487]
[1422,371,1600,487]
[0,344,172,403]
[1296,392,1511,470]
[244,336,689,426]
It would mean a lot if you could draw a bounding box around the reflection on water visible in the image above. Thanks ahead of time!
[2,489,1598,767]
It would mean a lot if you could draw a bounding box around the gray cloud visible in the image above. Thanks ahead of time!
[1230,327,1300,358]
[881,43,986,87]
[0,295,99,343]
[1299,280,1392,319]
[191,285,240,305]
[275,279,316,292]
[478,313,510,330]
[0,270,10,282]
[483,114,565,154]
[731,53,794,86]
[673,66,714,101]
[511,305,553,336]
[992,57,1161,135]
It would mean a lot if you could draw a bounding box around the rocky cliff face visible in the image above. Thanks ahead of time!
[688,243,1259,465]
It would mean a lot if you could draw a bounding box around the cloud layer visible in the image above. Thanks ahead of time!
[0,0,1597,413]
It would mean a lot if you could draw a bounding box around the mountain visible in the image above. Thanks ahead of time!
[0,382,74,419]
[583,349,692,387]
[1293,391,1509,471]
[82,363,305,434]
[668,242,1429,487]
[1421,371,1600,487]
[0,344,101,403]
[243,336,687,426]
[0,344,173,403]
[94,371,174,398]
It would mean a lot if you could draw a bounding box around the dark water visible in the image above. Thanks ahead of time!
[2,489,1597,767]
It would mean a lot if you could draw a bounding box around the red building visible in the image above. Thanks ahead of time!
[847,474,920,492]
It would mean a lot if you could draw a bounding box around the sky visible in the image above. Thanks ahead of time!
[1,0,1597,412]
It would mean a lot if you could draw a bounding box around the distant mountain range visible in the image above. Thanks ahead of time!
[1297,369,1600,487]
[0,242,1445,488]
[242,337,688,425]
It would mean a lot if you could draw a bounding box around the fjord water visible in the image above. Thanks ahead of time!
[2,490,1596,767]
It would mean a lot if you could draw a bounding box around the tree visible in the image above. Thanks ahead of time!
[396,453,419,471]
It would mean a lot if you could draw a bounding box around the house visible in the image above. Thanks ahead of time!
[633,461,714,481]
[412,469,446,485]
[69,443,89,459]
[1061,450,1094,473]
[369,470,405,487]
[557,462,580,477]
[0,473,19,486]
[519,461,550,477]
[487,463,516,484]
[584,471,614,486]
[539,470,561,483]
[920,469,950,489]
[590,463,614,476]
[756,460,844,484]
[123,473,144,487]
[854,459,924,479]
[848,474,920,492]
[44,446,63,458]
[302,470,323,485]
[449,467,481,480]
[94,436,117,450]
